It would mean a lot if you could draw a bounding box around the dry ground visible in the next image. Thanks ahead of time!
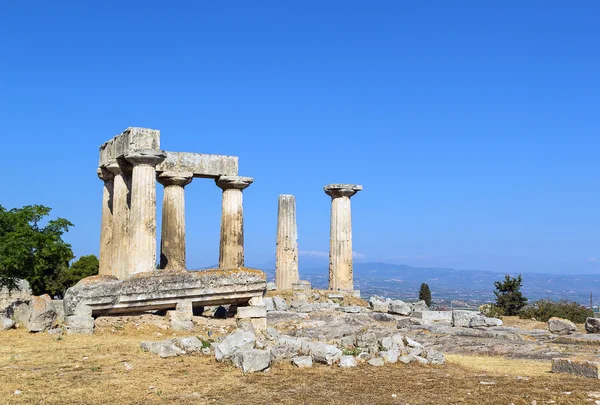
[2,328,600,405]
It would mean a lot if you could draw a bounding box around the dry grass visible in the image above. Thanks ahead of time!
[2,328,600,404]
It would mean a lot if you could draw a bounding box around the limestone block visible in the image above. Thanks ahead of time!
[156,152,238,178]
[426,350,445,365]
[248,296,264,306]
[367,358,384,367]
[452,310,480,327]
[308,342,342,365]
[337,306,365,313]
[263,297,275,312]
[270,336,303,362]
[292,356,313,368]
[369,296,390,313]
[28,295,57,333]
[266,282,277,291]
[214,330,256,362]
[356,332,378,348]
[412,310,452,323]
[173,337,204,354]
[1,315,15,330]
[586,317,600,334]
[552,358,600,379]
[389,300,411,316]
[140,340,185,358]
[414,356,429,365]
[65,316,95,335]
[0,279,32,312]
[236,306,267,319]
[410,300,429,313]
[339,355,358,368]
[232,349,271,373]
[250,318,267,332]
[272,296,288,311]
[99,127,160,167]
[399,355,415,364]
[379,350,399,364]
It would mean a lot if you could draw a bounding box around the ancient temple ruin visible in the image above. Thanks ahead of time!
[64,127,266,334]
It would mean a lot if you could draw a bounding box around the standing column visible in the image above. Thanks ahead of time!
[125,150,167,275]
[324,184,362,291]
[106,161,132,279]
[216,176,254,269]
[157,171,193,271]
[97,167,115,276]
[275,194,299,289]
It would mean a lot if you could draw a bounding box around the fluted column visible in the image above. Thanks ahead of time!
[97,167,115,276]
[106,161,132,279]
[125,150,167,275]
[324,184,362,291]
[216,176,254,269]
[276,194,299,289]
[157,171,193,271]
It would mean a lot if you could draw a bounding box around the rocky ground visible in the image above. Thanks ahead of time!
[3,285,600,404]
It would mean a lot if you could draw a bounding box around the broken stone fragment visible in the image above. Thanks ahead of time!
[232,349,271,373]
[214,330,256,362]
[339,355,358,368]
[292,356,312,368]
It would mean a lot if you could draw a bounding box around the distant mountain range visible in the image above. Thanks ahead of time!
[257,262,600,306]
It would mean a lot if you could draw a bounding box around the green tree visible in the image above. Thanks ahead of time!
[54,254,99,296]
[0,205,74,295]
[419,283,432,307]
[494,274,528,316]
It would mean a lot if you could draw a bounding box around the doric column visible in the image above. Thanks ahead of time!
[125,150,167,275]
[106,161,132,279]
[97,167,115,276]
[324,184,362,291]
[157,171,193,271]
[275,194,299,289]
[216,176,254,269]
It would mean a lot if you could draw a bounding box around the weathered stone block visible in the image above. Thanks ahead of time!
[232,349,271,373]
[586,317,600,334]
[339,355,358,368]
[65,316,95,335]
[452,310,480,327]
[250,318,267,332]
[292,356,312,368]
[236,306,267,319]
[214,330,256,362]
[28,295,57,333]
[156,152,238,178]
[552,358,600,379]
[412,310,452,323]
[389,300,411,316]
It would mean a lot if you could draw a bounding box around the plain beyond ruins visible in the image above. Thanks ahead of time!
[62,127,362,334]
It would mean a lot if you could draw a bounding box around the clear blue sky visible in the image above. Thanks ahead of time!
[1,1,598,274]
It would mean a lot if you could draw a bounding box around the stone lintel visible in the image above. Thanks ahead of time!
[216,176,254,190]
[324,184,363,198]
[99,127,161,167]
[157,151,239,179]
[63,269,267,317]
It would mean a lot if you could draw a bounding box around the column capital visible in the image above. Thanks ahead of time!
[125,150,167,167]
[157,171,193,187]
[97,167,115,182]
[216,176,254,190]
[324,184,363,198]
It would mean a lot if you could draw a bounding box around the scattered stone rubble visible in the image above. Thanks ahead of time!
[547,317,577,335]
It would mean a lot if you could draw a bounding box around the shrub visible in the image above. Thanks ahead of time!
[494,274,528,316]
[419,283,432,307]
[518,299,593,323]
[479,303,505,318]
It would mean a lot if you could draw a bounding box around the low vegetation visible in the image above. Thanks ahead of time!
[519,299,593,323]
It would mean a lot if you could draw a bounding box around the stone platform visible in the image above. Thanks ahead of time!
[64,268,267,318]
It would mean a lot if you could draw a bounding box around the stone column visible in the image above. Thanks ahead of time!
[97,167,115,276]
[275,194,299,289]
[216,176,254,269]
[125,150,167,275]
[324,184,362,291]
[106,161,132,279]
[157,171,193,271]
